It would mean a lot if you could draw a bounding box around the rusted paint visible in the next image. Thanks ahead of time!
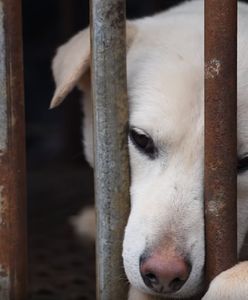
[204,0,237,286]
[0,0,27,299]
[90,0,130,299]
[0,2,7,154]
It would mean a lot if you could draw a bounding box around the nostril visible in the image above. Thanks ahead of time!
[169,277,186,292]
[144,272,159,286]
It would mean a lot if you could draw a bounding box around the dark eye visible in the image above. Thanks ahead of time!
[129,127,157,158]
[237,155,248,174]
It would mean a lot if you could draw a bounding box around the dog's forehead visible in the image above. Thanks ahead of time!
[127,48,204,141]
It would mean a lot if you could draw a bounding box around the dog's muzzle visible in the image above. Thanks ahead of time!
[139,250,191,294]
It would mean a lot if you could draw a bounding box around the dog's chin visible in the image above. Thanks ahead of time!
[134,286,204,300]
[130,273,205,299]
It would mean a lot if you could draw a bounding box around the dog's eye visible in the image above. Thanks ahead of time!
[129,128,157,158]
[238,155,248,174]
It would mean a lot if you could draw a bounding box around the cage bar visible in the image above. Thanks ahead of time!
[204,0,237,284]
[90,0,130,299]
[0,0,27,299]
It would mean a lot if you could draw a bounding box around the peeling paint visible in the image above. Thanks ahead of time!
[0,185,4,225]
[207,198,225,216]
[0,1,7,155]
[0,265,10,299]
[205,58,221,79]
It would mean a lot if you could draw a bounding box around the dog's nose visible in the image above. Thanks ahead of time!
[140,252,191,293]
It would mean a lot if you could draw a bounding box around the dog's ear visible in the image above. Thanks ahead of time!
[50,22,137,109]
[50,28,90,109]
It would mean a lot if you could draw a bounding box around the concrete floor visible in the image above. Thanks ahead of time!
[28,162,95,300]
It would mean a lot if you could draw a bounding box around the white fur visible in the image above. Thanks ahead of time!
[202,262,248,300]
[51,0,248,299]
[70,206,96,240]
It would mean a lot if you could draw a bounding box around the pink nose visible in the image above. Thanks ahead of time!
[140,252,191,293]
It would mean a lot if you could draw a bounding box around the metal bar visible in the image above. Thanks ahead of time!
[90,0,130,299]
[0,0,27,299]
[204,0,237,284]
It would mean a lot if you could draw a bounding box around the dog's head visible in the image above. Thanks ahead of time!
[50,12,248,299]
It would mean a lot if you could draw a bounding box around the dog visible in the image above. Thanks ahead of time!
[50,0,248,299]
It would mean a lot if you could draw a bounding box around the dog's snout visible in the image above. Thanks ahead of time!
[140,252,191,294]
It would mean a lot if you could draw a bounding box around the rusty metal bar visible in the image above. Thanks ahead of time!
[90,0,130,299]
[0,0,27,299]
[204,0,237,284]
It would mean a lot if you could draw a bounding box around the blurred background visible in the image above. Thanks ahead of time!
[24,0,243,299]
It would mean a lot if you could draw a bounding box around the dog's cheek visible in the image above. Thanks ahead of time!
[122,213,149,290]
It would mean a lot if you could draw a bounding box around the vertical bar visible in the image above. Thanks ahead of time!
[90,1,130,300]
[0,0,27,299]
[205,0,237,284]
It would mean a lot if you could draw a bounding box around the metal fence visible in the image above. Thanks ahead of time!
[90,0,130,299]
[204,0,237,284]
[0,0,237,299]
[0,0,27,299]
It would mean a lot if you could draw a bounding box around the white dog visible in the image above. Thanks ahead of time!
[50,0,248,299]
